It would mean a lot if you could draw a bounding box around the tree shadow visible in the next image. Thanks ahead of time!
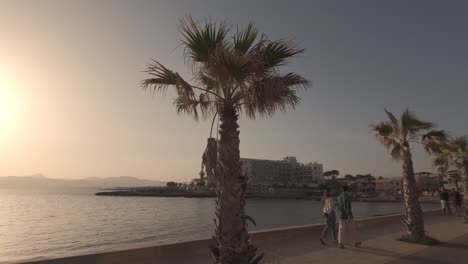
[351,246,449,264]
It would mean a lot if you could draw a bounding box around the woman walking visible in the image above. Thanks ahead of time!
[320,188,337,245]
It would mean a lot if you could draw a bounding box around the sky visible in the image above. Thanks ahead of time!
[0,0,467,182]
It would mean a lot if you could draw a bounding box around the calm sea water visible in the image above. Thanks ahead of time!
[0,188,439,263]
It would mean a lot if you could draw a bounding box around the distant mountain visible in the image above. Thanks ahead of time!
[29,173,47,179]
[80,176,165,188]
[0,175,165,189]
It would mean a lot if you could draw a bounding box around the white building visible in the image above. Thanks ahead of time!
[375,177,402,197]
[240,158,291,186]
[241,156,323,187]
[414,171,464,191]
[443,170,465,191]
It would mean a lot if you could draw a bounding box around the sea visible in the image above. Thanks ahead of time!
[0,188,439,263]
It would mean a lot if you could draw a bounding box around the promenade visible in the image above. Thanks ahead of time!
[20,211,468,264]
[261,213,468,264]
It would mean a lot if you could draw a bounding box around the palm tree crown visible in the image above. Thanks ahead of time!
[141,17,310,120]
[371,109,447,160]
[434,136,468,172]
[449,136,468,167]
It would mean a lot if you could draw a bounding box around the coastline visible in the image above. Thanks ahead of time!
[95,188,440,203]
[95,189,321,200]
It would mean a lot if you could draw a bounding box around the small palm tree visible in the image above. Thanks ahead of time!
[141,17,309,264]
[434,136,468,222]
[371,109,447,239]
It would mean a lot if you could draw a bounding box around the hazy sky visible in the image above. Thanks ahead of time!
[1,0,467,182]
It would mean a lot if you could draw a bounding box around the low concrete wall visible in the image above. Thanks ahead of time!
[19,210,442,264]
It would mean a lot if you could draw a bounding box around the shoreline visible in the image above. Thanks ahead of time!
[95,189,439,203]
[95,190,321,200]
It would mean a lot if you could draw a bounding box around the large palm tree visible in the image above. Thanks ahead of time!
[371,109,447,239]
[141,17,309,264]
[434,136,468,222]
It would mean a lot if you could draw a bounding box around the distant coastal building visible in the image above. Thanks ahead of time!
[444,170,464,190]
[414,172,440,195]
[414,171,465,194]
[339,174,378,195]
[375,177,402,197]
[353,177,377,194]
[240,156,323,187]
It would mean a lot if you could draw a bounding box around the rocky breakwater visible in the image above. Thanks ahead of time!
[95,187,217,198]
[95,187,323,200]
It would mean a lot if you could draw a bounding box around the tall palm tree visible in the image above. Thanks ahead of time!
[434,136,468,222]
[371,109,447,239]
[141,17,309,264]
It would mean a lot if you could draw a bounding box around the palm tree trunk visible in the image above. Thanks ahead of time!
[212,104,258,264]
[402,150,425,238]
[463,160,468,223]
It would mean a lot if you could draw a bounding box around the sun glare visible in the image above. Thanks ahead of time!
[0,73,22,140]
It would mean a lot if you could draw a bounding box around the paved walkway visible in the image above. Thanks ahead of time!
[261,215,468,264]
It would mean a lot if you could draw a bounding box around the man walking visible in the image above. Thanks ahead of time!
[337,185,362,249]
[439,188,451,215]
[453,188,462,217]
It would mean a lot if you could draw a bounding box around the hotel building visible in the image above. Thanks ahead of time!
[240,156,323,187]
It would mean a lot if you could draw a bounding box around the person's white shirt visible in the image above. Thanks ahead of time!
[323,197,335,214]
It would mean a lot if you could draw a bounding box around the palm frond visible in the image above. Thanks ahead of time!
[174,97,199,120]
[370,121,401,150]
[452,136,468,153]
[179,16,230,64]
[142,60,196,101]
[401,109,434,137]
[422,130,448,154]
[242,72,309,118]
[371,121,394,138]
[142,60,218,121]
[141,60,179,93]
[233,23,258,54]
[432,136,468,171]
[422,130,448,142]
[198,72,217,91]
[384,108,399,133]
[390,143,404,161]
[259,39,304,69]
[424,141,443,155]
[207,45,252,84]
[174,93,216,121]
